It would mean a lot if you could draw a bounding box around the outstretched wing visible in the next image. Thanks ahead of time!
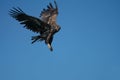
[9,7,49,33]
[40,0,58,23]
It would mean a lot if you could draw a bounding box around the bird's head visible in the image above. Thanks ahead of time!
[56,25,61,32]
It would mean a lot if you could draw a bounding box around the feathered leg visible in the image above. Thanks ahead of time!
[45,29,54,51]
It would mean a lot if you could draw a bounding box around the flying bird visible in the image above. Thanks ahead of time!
[9,0,61,51]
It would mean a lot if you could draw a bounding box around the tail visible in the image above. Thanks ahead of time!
[31,35,53,51]
[31,36,43,44]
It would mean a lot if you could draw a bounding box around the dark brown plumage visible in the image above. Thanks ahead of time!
[9,1,61,51]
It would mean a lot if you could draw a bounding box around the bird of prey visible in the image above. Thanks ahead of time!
[9,0,61,51]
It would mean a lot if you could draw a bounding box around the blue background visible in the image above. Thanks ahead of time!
[0,0,120,80]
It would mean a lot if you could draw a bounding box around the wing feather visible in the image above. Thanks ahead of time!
[40,1,58,23]
[49,3,53,8]
[9,8,47,33]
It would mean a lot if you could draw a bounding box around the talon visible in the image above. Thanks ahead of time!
[47,43,53,51]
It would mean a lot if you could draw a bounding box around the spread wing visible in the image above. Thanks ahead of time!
[40,0,58,23]
[9,7,49,33]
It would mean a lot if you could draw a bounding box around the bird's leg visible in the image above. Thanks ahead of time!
[47,43,53,51]
[46,29,54,51]
[46,29,53,43]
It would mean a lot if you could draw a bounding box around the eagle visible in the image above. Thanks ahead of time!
[9,0,61,51]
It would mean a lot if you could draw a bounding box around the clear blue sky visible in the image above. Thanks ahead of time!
[0,0,120,80]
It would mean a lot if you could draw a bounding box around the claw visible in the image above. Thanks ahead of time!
[47,43,53,51]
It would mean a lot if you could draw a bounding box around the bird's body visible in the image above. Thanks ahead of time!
[9,1,60,51]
